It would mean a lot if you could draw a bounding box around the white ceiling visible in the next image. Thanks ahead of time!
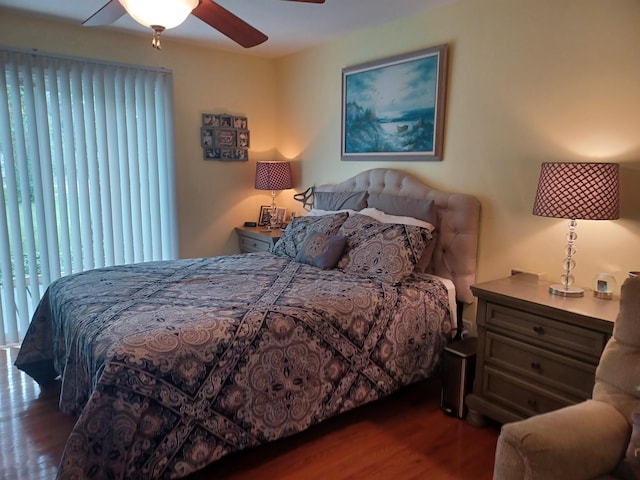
[0,0,453,57]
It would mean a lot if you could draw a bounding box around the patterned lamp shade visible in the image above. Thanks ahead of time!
[254,161,293,191]
[532,162,620,220]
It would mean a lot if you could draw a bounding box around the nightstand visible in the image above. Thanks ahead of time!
[235,226,281,253]
[465,275,619,427]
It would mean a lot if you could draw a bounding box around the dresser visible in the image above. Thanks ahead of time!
[465,276,619,427]
[235,226,281,253]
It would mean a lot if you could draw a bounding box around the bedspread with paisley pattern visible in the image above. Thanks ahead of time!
[15,252,454,479]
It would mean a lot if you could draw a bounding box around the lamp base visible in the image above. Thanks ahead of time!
[548,284,584,297]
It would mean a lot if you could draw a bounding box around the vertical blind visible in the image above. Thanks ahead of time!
[0,48,178,345]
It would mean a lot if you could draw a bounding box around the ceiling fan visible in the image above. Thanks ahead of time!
[83,0,325,49]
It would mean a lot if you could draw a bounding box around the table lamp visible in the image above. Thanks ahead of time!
[532,162,620,297]
[255,161,293,229]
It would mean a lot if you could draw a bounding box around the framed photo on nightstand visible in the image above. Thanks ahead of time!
[258,206,286,227]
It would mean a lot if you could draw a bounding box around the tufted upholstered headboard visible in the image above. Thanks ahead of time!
[315,168,481,304]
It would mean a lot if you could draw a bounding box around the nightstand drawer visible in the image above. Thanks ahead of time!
[236,226,281,254]
[485,332,596,399]
[485,303,608,360]
[239,235,272,253]
[483,366,575,417]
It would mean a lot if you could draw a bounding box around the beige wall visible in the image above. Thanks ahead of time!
[0,10,280,258]
[275,0,640,299]
[1,0,639,309]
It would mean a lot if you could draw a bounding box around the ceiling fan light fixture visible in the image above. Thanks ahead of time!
[120,0,199,30]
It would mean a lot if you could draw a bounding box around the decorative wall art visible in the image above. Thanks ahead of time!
[341,44,448,161]
[201,113,250,161]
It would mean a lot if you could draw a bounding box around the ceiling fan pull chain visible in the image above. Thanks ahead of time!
[151,26,165,50]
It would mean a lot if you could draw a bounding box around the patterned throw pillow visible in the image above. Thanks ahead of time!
[616,411,640,480]
[358,207,437,273]
[336,213,432,284]
[295,232,347,269]
[272,212,349,259]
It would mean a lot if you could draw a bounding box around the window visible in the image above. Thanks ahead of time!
[0,48,178,345]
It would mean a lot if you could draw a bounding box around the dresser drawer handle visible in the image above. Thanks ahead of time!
[527,398,539,410]
[532,325,545,335]
[530,362,542,370]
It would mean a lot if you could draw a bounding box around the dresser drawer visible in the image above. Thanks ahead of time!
[485,303,608,360]
[485,332,596,400]
[239,235,272,253]
[482,366,576,417]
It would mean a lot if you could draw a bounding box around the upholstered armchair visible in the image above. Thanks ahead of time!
[493,276,640,480]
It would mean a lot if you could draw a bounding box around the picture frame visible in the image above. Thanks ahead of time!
[258,206,271,226]
[233,116,248,129]
[215,128,237,147]
[237,130,250,148]
[202,114,220,127]
[274,207,287,226]
[341,44,448,161]
[232,149,248,161]
[204,147,221,160]
[201,127,214,147]
[200,112,250,162]
[258,206,286,227]
[219,115,233,128]
[219,148,234,160]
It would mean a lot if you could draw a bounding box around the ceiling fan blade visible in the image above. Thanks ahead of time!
[192,1,268,48]
[83,0,127,26]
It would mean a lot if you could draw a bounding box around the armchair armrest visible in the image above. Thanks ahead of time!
[493,400,630,480]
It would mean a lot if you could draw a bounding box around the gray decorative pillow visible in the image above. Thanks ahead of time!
[336,213,431,284]
[616,411,640,480]
[272,212,349,259]
[314,191,368,211]
[367,193,436,224]
[295,233,347,269]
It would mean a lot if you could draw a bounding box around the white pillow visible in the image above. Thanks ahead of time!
[359,207,435,233]
[307,208,358,217]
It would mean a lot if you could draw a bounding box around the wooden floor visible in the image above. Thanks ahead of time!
[1,347,500,479]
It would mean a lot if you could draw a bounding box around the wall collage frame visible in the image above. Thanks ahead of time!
[201,113,250,161]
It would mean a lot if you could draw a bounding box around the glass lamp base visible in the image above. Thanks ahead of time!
[548,284,584,297]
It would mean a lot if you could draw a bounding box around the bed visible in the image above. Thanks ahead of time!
[15,168,480,479]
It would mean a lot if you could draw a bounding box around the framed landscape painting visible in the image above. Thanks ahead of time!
[341,44,448,161]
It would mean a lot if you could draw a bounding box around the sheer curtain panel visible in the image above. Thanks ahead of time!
[0,48,178,345]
